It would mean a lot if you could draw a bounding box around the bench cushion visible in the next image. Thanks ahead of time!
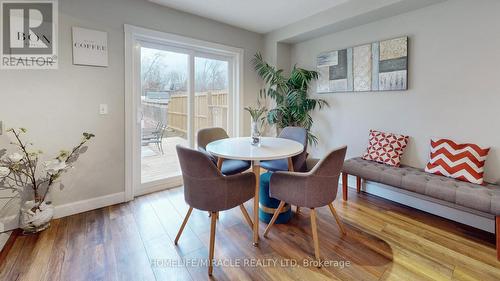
[343,157,500,216]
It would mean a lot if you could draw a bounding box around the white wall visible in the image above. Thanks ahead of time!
[0,0,263,225]
[289,0,500,183]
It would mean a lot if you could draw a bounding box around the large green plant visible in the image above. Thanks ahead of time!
[252,53,328,145]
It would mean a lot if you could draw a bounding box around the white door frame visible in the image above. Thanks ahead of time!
[124,24,244,201]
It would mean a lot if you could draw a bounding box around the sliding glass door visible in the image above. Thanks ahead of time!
[137,42,233,192]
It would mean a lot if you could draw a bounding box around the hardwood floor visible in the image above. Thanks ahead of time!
[1,187,499,281]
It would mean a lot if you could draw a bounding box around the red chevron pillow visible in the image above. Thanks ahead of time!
[362,130,409,167]
[425,138,490,184]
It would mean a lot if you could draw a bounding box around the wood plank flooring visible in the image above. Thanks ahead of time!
[1,187,499,281]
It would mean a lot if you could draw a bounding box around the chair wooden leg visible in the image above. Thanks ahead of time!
[263,201,286,238]
[310,208,321,267]
[239,204,253,230]
[217,157,224,170]
[175,207,193,245]
[342,172,348,201]
[496,215,500,261]
[287,157,294,172]
[328,203,346,235]
[208,211,217,276]
[356,176,361,193]
[208,211,219,220]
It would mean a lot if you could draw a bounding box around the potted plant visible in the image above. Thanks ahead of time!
[244,100,267,146]
[252,53,328,145]
[0,128,94,234]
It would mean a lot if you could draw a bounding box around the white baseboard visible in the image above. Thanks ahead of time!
[135,176,182,197]
[2,184,181,229]
[53,192,126,219]
[342,175,495,233]
[0,192,126,231]
[55,177,184,219]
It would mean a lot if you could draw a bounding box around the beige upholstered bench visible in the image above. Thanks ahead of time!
[341,157,500,260]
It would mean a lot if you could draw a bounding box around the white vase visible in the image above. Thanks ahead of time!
[19,200,54,234]
[251,120,261,146]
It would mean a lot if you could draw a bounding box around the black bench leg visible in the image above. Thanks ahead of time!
[342,172,348,201]
[497,215,500,261]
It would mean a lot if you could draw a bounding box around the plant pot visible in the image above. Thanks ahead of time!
[19,200,54,234]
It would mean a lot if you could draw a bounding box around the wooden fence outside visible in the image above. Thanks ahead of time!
[142,91,228,135]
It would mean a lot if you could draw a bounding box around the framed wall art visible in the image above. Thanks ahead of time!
[317,36,408,93]
[72,27,108,67]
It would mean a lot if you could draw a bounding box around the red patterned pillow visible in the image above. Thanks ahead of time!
[425,138,490,184]
[362,130,409,166]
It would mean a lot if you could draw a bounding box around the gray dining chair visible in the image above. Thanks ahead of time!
[260,126,308,214]
[174,145,255,276]
[263,146,348,266]
[197,127,251,176]
[261,126,308,172]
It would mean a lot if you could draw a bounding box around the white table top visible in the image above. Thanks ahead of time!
[206,137,304,161]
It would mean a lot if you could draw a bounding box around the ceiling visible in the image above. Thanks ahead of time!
[149,0,350,34]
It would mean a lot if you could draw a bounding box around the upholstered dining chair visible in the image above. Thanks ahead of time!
[197,127,251,176]
[260,126,308,214]
[174,145,255,276]
[260,126,308,173]
[263,146,348,266]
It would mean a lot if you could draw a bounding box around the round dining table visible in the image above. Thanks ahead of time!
[206,136,304,246]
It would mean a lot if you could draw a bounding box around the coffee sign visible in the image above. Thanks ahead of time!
[72,27,108,67]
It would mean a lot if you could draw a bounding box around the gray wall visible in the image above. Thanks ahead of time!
[0,0,263,216]
[289,0,500,183]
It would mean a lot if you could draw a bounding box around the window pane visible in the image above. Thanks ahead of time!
[194,57,229,143]
[140,47,188,183]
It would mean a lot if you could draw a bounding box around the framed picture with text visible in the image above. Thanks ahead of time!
[72,27,108,67]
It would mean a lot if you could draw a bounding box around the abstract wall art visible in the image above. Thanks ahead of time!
[317,36,408,93]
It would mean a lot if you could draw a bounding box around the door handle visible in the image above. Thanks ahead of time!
[137,107,143,124]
